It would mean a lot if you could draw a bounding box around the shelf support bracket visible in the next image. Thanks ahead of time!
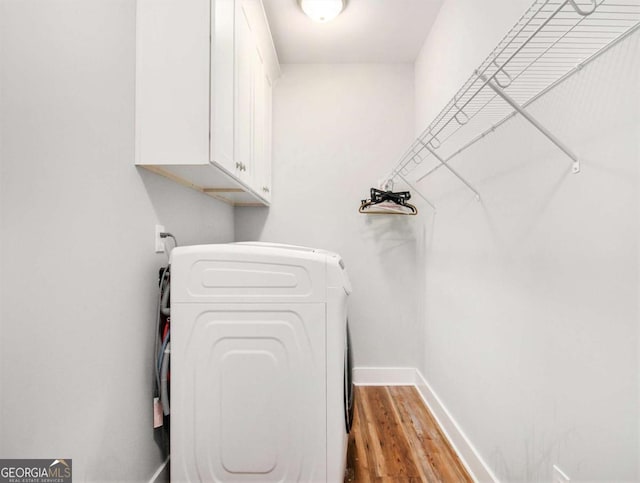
[397,173,437,212]
[418,142,481,201]
[477,71,580,174]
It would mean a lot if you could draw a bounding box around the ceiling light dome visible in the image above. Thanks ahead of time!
[299,0,345,23]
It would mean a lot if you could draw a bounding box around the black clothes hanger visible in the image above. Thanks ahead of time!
[359,188,418,215]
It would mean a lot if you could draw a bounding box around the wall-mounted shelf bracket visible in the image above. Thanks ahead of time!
[477,71,580,174]
[417,141,482,201]
[397,173,437,212]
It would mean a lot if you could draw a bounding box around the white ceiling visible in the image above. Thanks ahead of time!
[262,0,445,64]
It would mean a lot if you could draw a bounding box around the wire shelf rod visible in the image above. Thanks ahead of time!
[387,0,640,189]
[393,1,552,169]
[432,21,640,173]
[391,1,569,179]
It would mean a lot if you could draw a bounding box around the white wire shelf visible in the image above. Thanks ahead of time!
[387,0,640,207]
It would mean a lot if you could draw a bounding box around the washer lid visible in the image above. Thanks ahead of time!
[170,243,328,304]
[234,241,336,256]
[237,243,352,295]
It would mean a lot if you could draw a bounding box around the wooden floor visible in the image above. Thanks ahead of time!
[344,386,473,483]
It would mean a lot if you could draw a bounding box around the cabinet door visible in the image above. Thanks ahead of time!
[234,0,255,185]
[135,0,209,166]
[252,69,272,202]
[262,73,273,202]
[210,0,235,171]
[236,0,274,202]
[252,46,266,197]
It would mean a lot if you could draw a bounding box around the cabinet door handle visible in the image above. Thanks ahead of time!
[235,162,241,170]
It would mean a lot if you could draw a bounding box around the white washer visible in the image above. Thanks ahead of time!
[170,242,353,482]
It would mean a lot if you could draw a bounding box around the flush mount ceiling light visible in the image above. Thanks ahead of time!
[299,0,345,23]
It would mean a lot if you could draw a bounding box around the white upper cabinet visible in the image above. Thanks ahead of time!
[235,0,255,186]
[135,0,279,206]
[135,0,210,166]
[211,0,235,174]
[235,0,273,202]
[256,58,273,202]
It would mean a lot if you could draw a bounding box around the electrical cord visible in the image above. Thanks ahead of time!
[160,232,178,252]
[154,266,170,395]
[153,265,171,458]
[160,279,171,317]
[160,342,171,416]
[157,329,170,375]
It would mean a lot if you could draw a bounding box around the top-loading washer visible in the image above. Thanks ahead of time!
[170,242,353,482]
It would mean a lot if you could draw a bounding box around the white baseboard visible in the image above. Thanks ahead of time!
[148,456,170,483]
[414,370,498,483]
[353,366,417,386]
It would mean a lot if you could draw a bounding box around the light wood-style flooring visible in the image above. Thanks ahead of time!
[344,386,473,483]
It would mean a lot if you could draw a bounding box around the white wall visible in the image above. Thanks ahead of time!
[414,0,639,481]
[0,1,234,481]
[234,64,423,368]
[0,0,4,426]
